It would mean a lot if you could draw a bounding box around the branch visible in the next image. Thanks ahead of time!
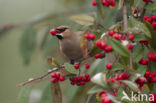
[16,68,59,87]
[123,0,128,32]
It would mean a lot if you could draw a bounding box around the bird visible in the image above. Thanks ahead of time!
[50,26,92,64]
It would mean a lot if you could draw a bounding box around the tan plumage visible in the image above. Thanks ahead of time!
[55,26,91,64]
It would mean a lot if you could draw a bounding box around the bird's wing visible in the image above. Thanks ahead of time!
[76,31,93,58]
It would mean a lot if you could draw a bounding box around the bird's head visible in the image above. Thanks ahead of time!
[55,26,72,40]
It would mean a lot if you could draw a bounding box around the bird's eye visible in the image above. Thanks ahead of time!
[56,28,67,33]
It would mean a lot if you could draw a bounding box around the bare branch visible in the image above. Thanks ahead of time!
[123,0,128,32]
[16,68,59,87]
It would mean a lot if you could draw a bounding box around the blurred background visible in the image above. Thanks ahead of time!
[0,0,118,103]
[0,0,92,103]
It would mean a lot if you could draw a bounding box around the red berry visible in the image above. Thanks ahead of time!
[148,52,154,60]
[108,30,115,36]
[50,30,57,35]
[110,0,116,6]
[78,76,83,80]
[89,33,96,40]
[51,78,58,83]
[144,15,149,20]
[51,72,57,78]
[94,54,100,59]
[85,64,90,69]
[143,0,151,3]
[127,44,133,50]
[80,81,85,85]
[92,0,97,6]
[151,15,156,21]
[152,22,156,30]
[100,41,107,49]
[114,33,120,40]
[120,35,126,40]
[60,76,65,81]
[74,64,80,69]
[128,34,134,41]
[56,72,60,78]
[105,45,113,52]
[84,33,90,39]
[142,59,149,65]
[134,8,139,14]
[106,64,112,70]
[84,73,90,78]
[102,1,110,7]
[96,41,102,48]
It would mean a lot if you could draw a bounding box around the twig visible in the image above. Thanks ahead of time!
[140,3,148,21]
[16,68,59,87]
[123,0,133,69]
[123,0,128,32]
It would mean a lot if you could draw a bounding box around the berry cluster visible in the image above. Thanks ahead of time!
[139,58,149,65]
[144,15,156,30]
[135,71,156,90]
[109,30,135,50]
[96,40,113,53]
[84,33,96,40]
[92,0,116,7]
[69,74,91,86]
[139,40,149,46]
[106,72,130,83]
[51,72,65,83]
[94,52,106,59]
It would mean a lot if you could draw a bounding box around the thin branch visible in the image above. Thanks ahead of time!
[123,0,128,32]
[16,68,59,87]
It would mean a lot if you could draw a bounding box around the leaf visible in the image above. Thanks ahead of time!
[40,82,53,103]
[145,22,156,49]
[128,17,151,38]
[90,43,103,56]
[20,25,36,65]
[70,14,94,26]
[118,0,124,9]
[51,82,62,103]
[47,57,60,68]
[121,80,140,92]
[111,63,124,72]
[64,63,78,74]
[17,85,30,103]
[91,73,106,87]
[109,37,130,57]
[80,30,89,58]
[145,3,156,10]
[88,85,103,94]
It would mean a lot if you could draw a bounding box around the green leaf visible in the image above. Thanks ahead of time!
[145,22,156,49]
[145,3,156,10]
[88,85,103,94]
[64,63,78,74]
[20,25,36,65]
[17,85,30,103]
[121,80,140,92]
[111,63,124,72]
[70,14,94,26]
[40,82,53,103]
[128,17,151,38]
[109,37,130,57]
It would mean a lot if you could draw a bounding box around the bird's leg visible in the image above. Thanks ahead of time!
[70,59,75,65]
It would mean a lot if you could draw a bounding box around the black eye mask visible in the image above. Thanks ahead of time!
[56,28,67,33]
